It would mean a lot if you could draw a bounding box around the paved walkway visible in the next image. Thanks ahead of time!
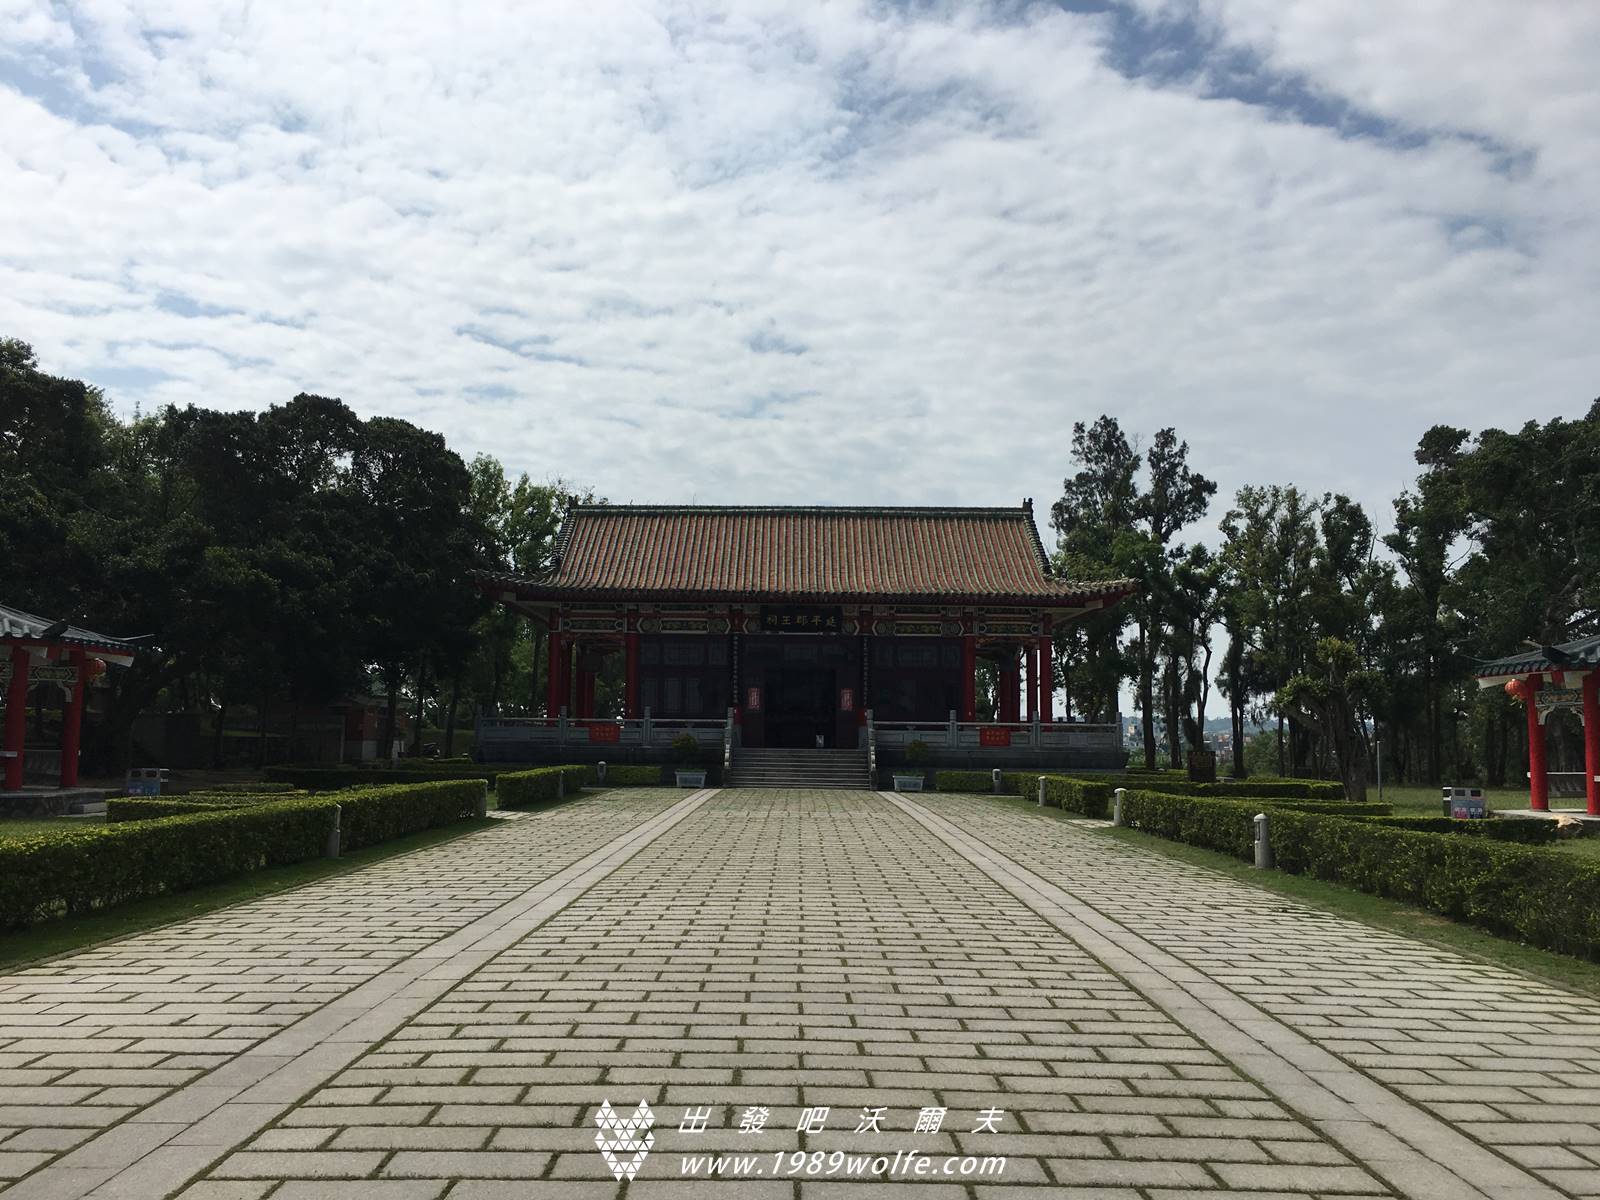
[0,789,1594,1199]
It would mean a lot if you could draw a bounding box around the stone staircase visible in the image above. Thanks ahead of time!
[724,747,873,790]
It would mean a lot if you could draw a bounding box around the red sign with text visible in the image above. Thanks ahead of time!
[587,723,621,743]
[979,727,1012,747]
[746,686,762,712]
[839,688,854,712]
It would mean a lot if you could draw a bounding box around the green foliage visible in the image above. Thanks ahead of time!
[670,734,703,764]
[1366,817,1559,845]
[0,800,334,929]
[496,766,586,808]
[330,781,483,850]
[1041,776,1114,818]
[934,770,1035,795]
[904,739,930,765]
[107,793,295,822]
[1119,790,1600,960]
[586,764,668,786]
[264,765,495,788]
[199,781,300,794]
[1,780,485,929]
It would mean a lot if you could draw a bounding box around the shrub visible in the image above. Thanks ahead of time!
[0,799,336,929]
[265,765,495,789]
[107,793,297,823]
[1041,775,1115,818]
[1365,817,1559,845]
[585,764,668,787]
[935,770,1036,795]
[497,766,587,809]
[200,781,300,794]
[331,780,484,850]
[1117,789,1600,960]
[905,739,930,766]
[0,780,488,929]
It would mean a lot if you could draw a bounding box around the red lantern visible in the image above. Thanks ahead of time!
[87,658,107,679]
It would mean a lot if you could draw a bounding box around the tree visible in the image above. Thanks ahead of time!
[1278,638,1386,801]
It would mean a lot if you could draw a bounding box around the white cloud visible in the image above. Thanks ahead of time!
[1,0,1597,541]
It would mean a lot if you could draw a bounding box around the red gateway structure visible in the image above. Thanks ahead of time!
[475,503,1134,775]
[1474,635,1600,816]
[1,604,138,792]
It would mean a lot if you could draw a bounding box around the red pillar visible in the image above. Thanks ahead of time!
[1583,669,1600,818]
[1025,643,1037,720]
[999,651,1020,723]
[624,628,640,719]
[1037,621,1054,724]
[960,633,976,723]
[4,646,29,791]
[1525,675,1548,812]
[59,651,86,788]
[545,627,563,721]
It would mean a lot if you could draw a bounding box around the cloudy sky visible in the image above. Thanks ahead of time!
[4,0,1598,545]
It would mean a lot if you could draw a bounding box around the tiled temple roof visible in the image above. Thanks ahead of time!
[480,504,1134,607]
[0,603,138,661]
[1473,634,1600,680]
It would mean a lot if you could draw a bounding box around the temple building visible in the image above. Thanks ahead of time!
[475,503,1133,777]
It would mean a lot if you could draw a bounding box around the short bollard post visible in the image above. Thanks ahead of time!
[1253,812,1273,869]
[325,804,341,860]
[992,768,1003,795]
[1037,776,1047,807]
[1113,787,1126,827]
[557,772,565,800]
[474,784,488,819]
[596,760,608,785]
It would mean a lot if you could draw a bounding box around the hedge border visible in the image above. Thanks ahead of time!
[496,766,588,809]
[1116,788,1600,960]
[1,779,486,930]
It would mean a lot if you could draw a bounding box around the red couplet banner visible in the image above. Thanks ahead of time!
[587,723,621,743]
[979,727,1012,747]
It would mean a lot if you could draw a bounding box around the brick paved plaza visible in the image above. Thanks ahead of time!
[1,788,1598,1200]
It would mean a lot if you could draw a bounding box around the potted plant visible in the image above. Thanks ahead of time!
[892,739,928,792]
[671,733,707,788]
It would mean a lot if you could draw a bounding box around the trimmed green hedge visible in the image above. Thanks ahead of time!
[0,799,335,929]
[1041,776,1115,818]
[1117,789,1600,960]
[264,765,496,789]
[497,766,587,809]
[1367,816,1559,845]
[201,781,300,794]
[586,764,670,787]
[107,793,294,823]
[1,779,487,929]
[935,770,1037,795]
[331,780,483,849]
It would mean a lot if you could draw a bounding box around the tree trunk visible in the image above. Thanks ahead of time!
[411,662,428,756]
[444,674,461,756]
[1139,621,1157,770]
[380,671,398,761]
[1164,657,1182,765]
[1231,692,1245,778]
[212,694,229,769]
[1276,711,1286,777]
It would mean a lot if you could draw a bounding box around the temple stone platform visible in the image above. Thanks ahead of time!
[0,786,114,817]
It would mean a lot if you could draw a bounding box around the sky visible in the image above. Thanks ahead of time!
[4,0,1599,552]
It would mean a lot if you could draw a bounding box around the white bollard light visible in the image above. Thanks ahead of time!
[1037,776,1047,807]
[1113,787,1126,827]
[1253,812,1273,869]
[992,768,1003,794]
[325,803,342,859]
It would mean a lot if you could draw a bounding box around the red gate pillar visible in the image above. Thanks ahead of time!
[624,622,640,719]
[1525,675,1549,812]
[545,627,563,722]
[1025,643,1037,720]
[1037,619,1054,724]
[1583,669,1600,817]
[59,650,86,788]
[3,646,29,791]
[960,632,977,723]
[1000,651,1020,723]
